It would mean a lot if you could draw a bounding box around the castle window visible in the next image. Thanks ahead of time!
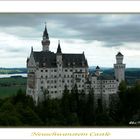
[46,76,48,78]
[47,80,49,83]
[67,75,69,78]
[64,75,66,78]
[54,86,57,88]
[41,70,43,72]
[54,69,57,72]
[47,86,49,88]
[80,69,82,72]
[70,69,72,72]
[41,81,43,84]
[45,70,48,72]
[41,86,43,90]
[59,74,61,77]
[55,91,57,93]
[54,80,57,83]
[41,75,43,78]
[71,75,73,78]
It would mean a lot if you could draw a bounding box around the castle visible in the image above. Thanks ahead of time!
[26,25,125,108]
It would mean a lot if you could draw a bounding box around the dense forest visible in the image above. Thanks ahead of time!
[0,83,140,127]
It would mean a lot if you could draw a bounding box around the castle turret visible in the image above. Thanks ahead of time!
[56,40,63,97]
[114,52,125,84]
[41,23,50,51]
[95,66,100,76]
[56,40,62,68]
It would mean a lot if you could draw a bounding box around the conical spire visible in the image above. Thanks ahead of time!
[96,65,100,70]
[116,52,123,56]
[43,22,49,39]
[95,65,100,76]
[57,40,62,53]
[42,22,50,51]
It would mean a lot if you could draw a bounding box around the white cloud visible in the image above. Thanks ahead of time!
[51,39,117,67]
[0,32,41,67]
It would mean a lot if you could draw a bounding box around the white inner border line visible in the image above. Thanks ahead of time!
[0,1,140,13]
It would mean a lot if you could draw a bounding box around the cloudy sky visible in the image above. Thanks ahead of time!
[0,13,140,68]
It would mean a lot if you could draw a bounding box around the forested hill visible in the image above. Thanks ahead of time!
[0,68,27,74]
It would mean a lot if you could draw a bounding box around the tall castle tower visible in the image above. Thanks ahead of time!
[56,40,63,97]
[114,52,125,84]
[41,24,50,51]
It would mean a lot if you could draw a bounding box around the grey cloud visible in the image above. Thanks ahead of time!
[42,14,140,47]
[0,14,140,47]
[0,14,47,27]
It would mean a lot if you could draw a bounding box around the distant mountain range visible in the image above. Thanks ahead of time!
[0,68,27,74]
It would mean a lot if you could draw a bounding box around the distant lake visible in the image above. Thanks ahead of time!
[0,73,27,78]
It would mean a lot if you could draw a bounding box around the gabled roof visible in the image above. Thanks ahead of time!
[33,51,57,68]
[62,53,88,68]
[116,52,123,56]
[97,74,115,80]
[96,66,100,69]
[32,51,88,68]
